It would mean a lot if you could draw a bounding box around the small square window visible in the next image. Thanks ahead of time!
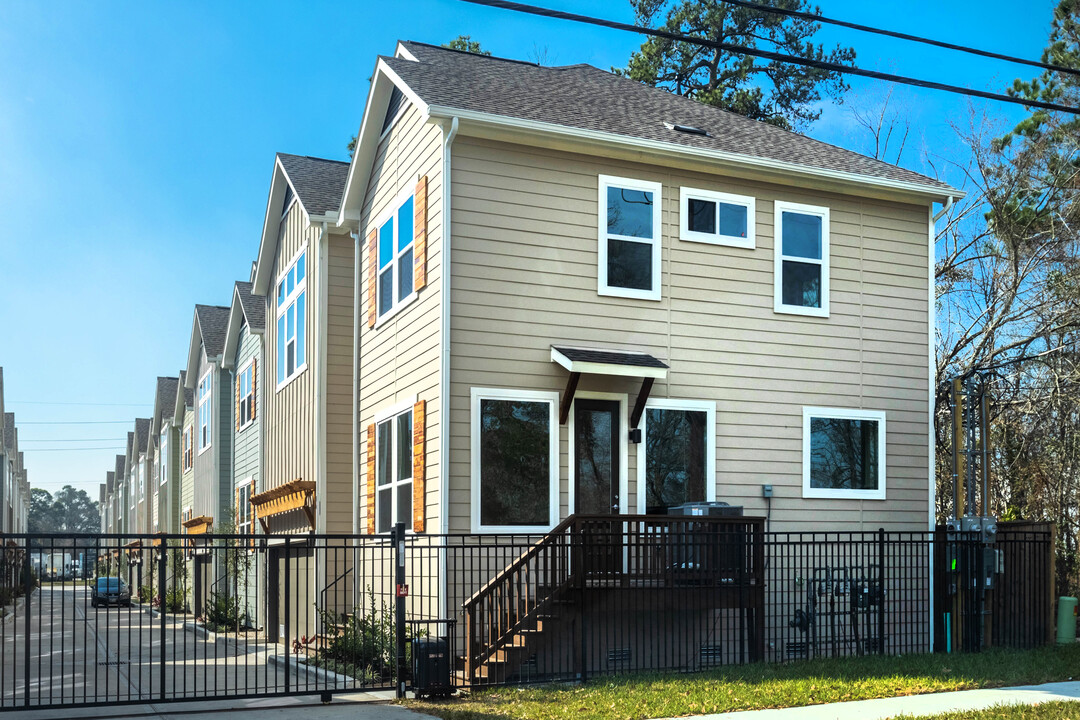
[802,407,886,500]
[774,201,829,317]
[679,187,755,249]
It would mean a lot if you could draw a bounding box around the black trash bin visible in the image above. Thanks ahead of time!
[412,636,452,698]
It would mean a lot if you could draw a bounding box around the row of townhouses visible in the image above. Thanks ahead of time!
[96,41,959,647]
[0,369,31,536]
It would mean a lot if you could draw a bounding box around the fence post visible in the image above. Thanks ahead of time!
[394,522,407,699]
[158,545,167,701]
[878,528,886,655]
[284,535,291,695]
[22,546,31,709]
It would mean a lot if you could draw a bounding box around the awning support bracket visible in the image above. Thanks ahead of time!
[629,377,655,442]
[559,371,581,425]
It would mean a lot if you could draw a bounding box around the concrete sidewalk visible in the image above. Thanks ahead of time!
[685,680,1080,719]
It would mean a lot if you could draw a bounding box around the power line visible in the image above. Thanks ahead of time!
[721,0,1080,79]
[16,421,135,426]
[7,401,150,407]
[460,0,1080,116]
[23,446,126,452]
[20,438,128,443]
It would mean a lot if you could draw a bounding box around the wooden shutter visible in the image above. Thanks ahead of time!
[366,229,378,328]
[412,400,425,533]
[251,358,257,420]
[365,423,376,534]
[413,176,428,291]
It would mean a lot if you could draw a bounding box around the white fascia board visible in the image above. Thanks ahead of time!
[337,59,431,227]
[252,160,289,296]
[221,291,245,371]
[426,105,964,203]
[184,315,203,391]
[394,42,418,62]
[550,347,668,379]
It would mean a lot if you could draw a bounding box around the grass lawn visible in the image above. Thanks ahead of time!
[908,702,1080,719]
[409,645,1080,720]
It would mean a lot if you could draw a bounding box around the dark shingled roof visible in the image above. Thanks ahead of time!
[156,377,179,424]
[3,413,13,452]
[390,41,952,193]
[115,455,126,479]
[179,370,194,408]
[235,281,266,332]
[277,153,350,217]
[126,432,134,461]
[196,305,230,359]
[135,418,151,454]
[552,346,669,369]
[107,471,114,494]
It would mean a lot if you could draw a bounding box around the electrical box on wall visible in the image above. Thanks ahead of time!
[762,485,773,498]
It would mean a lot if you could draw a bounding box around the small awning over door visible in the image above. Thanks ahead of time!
[249,479,316,533]
[550,345,669,437]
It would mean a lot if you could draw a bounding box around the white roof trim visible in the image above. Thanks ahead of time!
[338,58,432,227]
[252,157,313,295]
[550,346,669,380]
[426,105,962,202]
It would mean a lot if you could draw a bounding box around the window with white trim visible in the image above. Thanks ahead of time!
[276,249,307,386]
[182,427,193,472]
[774,201,829,316]
[375,403,413,534]
[377,193,416,320]
[598,175,662,301]
[636,399,716,514]
[138,462,145,500]
[197,372,212,453]
[152,491,159,531]
[679,187,755,249]
[238,361,254,429]
[471,388,559,532]
[802,407,886,500]
[160,430,168,485]
[236,479,255,550]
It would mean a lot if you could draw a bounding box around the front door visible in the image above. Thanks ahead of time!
[574,399,621,577]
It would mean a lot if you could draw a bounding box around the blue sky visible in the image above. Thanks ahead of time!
[0,0,1059,499]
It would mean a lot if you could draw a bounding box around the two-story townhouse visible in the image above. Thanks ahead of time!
[133,418,151,536]
[222,279,265,626]
[177,370,195,538]
[105,472,115,534]
[340,43,962,641]
[1,412,12,535]
[151,377,180,537]
[114,454,127,536]
[183,305,233,615]
[248,153,354,645]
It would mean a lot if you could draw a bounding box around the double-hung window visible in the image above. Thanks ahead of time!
[802,407,886,500]
[138,463,144,500]
[152,491,159,531]
[598,175,662,301]
[276,249,307,387]
[636,399,716,514]
[238,360,255,429]
[375,402,414,534]
[376,192,416,321]
[236,479,255,550]
[774,201,830,317]
[471,388,559,533]
[182,428,193,471]
[159,430,168,485]
[197,371,212,454]
[679,187,755,249]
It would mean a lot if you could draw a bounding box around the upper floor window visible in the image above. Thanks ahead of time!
[159,430,168,485]
[598,175,662,301]
[377,193,416,321]
[152,491,159,531]
[197,371,212,454]
[237,360,255,429]
[802,407,886,500]
[182,427,193,472]
[679,187,755,249]
[774,201,829,317]
[138,462,145,500]
[236,479,255,550]
[375,402,414,534]
[276,249,307,387]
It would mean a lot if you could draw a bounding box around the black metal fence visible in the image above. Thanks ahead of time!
[0,521,1055,710]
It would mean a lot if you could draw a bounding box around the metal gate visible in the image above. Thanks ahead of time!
[0,527,419,711]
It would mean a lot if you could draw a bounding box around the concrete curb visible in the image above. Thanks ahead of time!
[183,621,252,654]
[268,653,365,690]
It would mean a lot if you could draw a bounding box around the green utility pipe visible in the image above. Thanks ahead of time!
[1057,597,1078,644]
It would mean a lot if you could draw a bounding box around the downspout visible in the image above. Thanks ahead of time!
[316,222,329,537]
[933,195,954,223]
[438,116,459,621]
[351,229,361,539]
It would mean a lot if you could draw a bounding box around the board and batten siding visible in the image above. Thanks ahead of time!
[358,103,443,535]
[233,326,262,497]
[447,136,931,534]
[192,352,233,527]
[262,200,319,534]
[180,407,195,516]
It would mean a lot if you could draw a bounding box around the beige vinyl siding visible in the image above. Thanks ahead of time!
[324,233,355,535]
[448,136,930,534]
[263,200,319,532]
[358,103,444,534]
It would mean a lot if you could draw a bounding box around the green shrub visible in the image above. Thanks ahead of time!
[138,585,153,604]
[164,586,186,614]
[317,591,395,672]
[205,591,241,632]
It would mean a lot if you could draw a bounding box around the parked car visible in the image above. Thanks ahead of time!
[90,577,131,608]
